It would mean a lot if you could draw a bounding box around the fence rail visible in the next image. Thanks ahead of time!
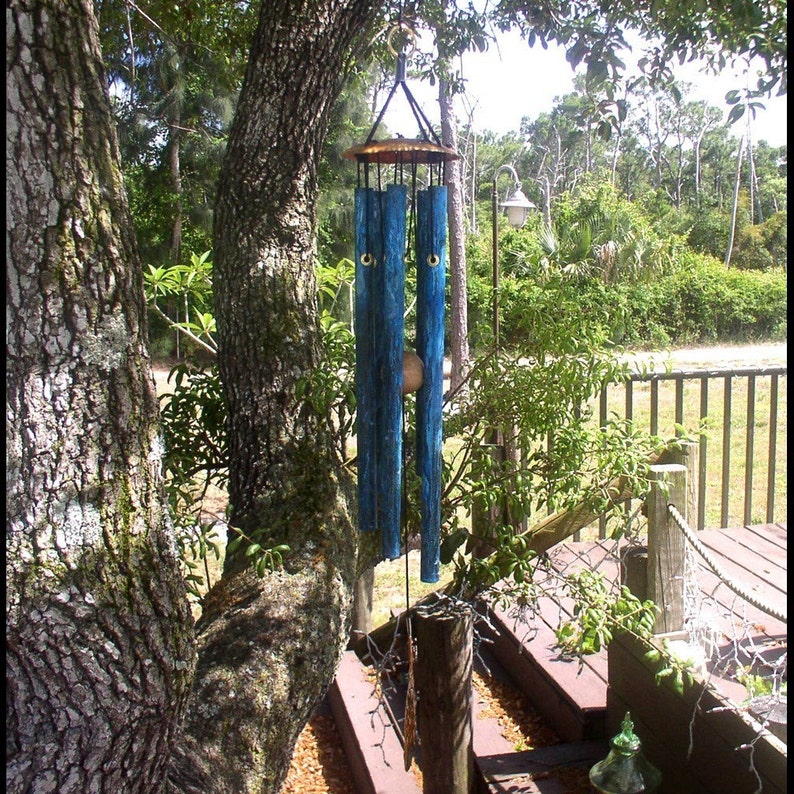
[591,365,786,537]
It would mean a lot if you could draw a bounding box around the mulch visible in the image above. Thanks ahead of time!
[281,669,597,793]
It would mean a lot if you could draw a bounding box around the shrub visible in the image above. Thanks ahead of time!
[623,254,787,345]
[731,211,787,270]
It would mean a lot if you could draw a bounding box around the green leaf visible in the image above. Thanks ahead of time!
[727,104,745,124]
[440,529,468,564]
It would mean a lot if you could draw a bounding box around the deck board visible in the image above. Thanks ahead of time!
[699,528,787,594]
[496,522,787,718]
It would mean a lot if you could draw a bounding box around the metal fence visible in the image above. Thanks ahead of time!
[592,366,787,536]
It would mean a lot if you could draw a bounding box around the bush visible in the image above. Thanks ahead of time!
[684,207,733,259]
[731,211,787,270]
[615,254,787,346]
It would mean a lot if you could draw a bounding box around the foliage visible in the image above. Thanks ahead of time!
[732,210,788,270]
[226,529,290,578]
[317,68,380,267]
[297,258,358,459]
[681,205,735,259]
[555,572,657,655]
[643,640,700,696]
[735,668,787,702]
[97,0,256,264]
[158,362,227,601]
[147,255,360,595]
[426,343,670,593]
[144,250,217,357]
[609,255,787,347]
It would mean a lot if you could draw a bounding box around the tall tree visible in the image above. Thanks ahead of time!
[96,0,256,264]
[180,1,379,790]
[440,74,471,391]
[7,1,195,790]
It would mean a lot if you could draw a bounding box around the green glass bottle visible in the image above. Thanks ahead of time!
[589,712,662,794]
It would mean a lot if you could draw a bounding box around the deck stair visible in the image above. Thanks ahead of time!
[327,522,786,792]
[327,600,610,794]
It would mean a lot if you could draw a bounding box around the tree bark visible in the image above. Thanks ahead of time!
[439,75,470,393]
[166,2,380,792]
[6,2,195,792]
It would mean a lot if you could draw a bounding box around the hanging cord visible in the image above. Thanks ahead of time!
[365,22,441,146]
[400,397,419,771]
[402,398,411,613]
[668,505,787,624]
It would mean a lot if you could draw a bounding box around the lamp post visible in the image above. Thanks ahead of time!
[491,165,535,351]
[473,167,535,554]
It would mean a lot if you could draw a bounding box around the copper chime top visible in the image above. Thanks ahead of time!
[343,138,459,165]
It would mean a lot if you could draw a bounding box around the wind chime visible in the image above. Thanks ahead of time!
[343,24,458,584]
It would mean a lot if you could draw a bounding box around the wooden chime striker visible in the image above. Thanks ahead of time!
[343,33,458,583]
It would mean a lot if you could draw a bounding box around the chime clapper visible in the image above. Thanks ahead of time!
[402,351,424,395]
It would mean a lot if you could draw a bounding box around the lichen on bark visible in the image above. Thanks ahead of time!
[170,469,358,794]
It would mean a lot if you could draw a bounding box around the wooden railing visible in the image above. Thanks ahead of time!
[591,365,787,536]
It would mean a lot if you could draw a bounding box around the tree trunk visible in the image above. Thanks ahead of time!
[439,75,470,393]
[6,2,195,792]
[167,2,380,792]
[169,112,183,264]
[725,134,745,266]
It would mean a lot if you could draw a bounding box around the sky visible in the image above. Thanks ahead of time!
[381,29,787,148]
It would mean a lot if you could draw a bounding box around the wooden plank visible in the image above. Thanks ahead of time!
[688,553,787,639]
[698,528,787,596]
[477,740,607,784]
[708,526,788,571]
[489,597,608,706]
[530,593,610,683]
[548,527,787,639]
[482,599,607,742]
[742,522,787,551]
[472,695,516,758]
[545,538,619,573]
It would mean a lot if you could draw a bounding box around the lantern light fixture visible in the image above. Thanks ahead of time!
[491,164,536,352]
[500,184,536,229]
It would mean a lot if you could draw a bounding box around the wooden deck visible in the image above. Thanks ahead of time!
[332,522,786,792]
[482,522,787,739]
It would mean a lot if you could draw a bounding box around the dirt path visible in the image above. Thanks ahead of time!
[620,341,786,370]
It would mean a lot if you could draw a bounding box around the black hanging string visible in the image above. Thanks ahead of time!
[402,398,411,614]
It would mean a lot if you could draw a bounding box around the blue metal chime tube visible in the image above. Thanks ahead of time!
[415,185,447,583]
[354,187,381,534]
[377,183,408,559]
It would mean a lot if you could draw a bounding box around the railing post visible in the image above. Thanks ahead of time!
[668,440,699,531]
[414,599,474,794]
[646,463,687,635]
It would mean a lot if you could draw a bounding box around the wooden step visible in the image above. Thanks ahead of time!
[326,650,422,794]
[478,595,608,743]
[476,740,608,793]
[330,645,604,794]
